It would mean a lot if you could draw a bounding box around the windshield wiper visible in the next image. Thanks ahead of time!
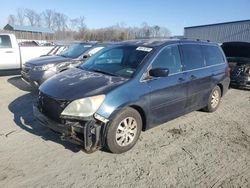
[90,68,118,77]
[60,54,69,58]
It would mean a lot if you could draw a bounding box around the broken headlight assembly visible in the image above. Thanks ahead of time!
[61,95,105,119]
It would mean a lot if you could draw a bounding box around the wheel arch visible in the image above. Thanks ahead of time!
[129,105,147,131]
[217,83,223,96]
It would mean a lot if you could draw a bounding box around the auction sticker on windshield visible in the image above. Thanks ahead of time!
[84,45,93,48]
[136,46,152,52]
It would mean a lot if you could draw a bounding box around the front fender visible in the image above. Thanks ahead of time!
[95,81,150,127]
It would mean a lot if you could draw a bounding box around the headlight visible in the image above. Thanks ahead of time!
[61,95,105,118]
[57,61,80,69]
[33,64,56,71]
[57,62,70,69]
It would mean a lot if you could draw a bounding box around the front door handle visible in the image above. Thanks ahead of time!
[5,51,14,53]
[190,75,197,80]
[178,77,185,82]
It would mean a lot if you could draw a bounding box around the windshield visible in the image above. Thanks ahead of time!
[80,45,152,78]
[59,43,93,58]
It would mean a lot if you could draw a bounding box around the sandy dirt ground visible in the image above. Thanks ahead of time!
[0,75,250,188]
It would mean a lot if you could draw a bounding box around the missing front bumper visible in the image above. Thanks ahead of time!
[33,104,106,153]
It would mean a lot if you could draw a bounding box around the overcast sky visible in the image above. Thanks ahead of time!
[1,0,249,35]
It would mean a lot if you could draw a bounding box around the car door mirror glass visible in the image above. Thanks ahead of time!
[149,68,169,77]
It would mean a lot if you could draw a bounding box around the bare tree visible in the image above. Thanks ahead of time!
[16,8,25,25]
[35,13,42,26]
[77,16,86,31]
[43,9,55,29]
[7,14,16,25]
[25,9,40,26]
[140,22,150,38]
[153,25,160,37]
[53,12,68,31]
[5,8,172,41]
[159,27,171,37]
[70,16,86,31]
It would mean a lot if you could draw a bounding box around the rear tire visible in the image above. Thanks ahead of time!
[203,86,221,112]
[105,107,142,154]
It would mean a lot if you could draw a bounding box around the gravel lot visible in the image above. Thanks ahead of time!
[0,75,250,188]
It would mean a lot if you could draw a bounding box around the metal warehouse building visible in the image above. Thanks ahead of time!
[184,20,250,43]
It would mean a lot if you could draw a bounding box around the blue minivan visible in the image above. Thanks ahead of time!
[34,39,230,153]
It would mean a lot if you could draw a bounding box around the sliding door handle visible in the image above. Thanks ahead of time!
[5,51,14,53]
[190,75,197,80]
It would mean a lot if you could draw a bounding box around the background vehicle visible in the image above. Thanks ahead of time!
[34,39,230,154]
[18,40,39,47]
[0,33,53,71]
[21,42,109,87]
[221,42,250,87]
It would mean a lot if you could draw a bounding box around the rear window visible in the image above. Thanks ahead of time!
[0,35,12,48]
[60,43,93,58]
[202,45,225,66]
[181,44,204,71]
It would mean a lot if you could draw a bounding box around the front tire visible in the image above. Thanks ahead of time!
[203,86,221,112]
[105,107,142,154]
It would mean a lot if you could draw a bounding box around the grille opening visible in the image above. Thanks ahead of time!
[38,92,69,123]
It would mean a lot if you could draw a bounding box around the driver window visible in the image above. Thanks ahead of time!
[151,45,182,74]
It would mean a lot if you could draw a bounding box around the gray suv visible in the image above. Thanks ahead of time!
[21,42,107,87]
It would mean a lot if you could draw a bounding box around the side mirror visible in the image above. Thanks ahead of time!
[149,68,169,77]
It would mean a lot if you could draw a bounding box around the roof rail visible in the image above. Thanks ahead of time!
[176,37,211,42]
[185,38,211,42]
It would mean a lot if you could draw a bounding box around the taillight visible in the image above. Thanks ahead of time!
[226,67,230,77]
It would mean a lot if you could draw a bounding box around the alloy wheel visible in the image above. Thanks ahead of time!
[211,89,220,108]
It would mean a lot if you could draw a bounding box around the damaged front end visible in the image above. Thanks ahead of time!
[33,92,109,153]
[228,60,250,87]
[222,42,250,87]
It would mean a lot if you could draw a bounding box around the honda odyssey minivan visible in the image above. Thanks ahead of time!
[34,39,230,153]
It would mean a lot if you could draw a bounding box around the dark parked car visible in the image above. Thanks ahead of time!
[42,44,69,56]
[19,40,39,46]
[21,42,108,87]
[34,39,230,153]
[221,42,250,87]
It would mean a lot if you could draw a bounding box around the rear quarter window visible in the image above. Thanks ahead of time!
[181,44,204,71]
[202,45,225,66]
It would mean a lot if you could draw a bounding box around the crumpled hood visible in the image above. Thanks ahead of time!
[39,68,128,100]
[26,55,71,66]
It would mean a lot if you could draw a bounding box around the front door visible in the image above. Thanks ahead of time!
[0,35,19,70]
[145,44,188,127]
